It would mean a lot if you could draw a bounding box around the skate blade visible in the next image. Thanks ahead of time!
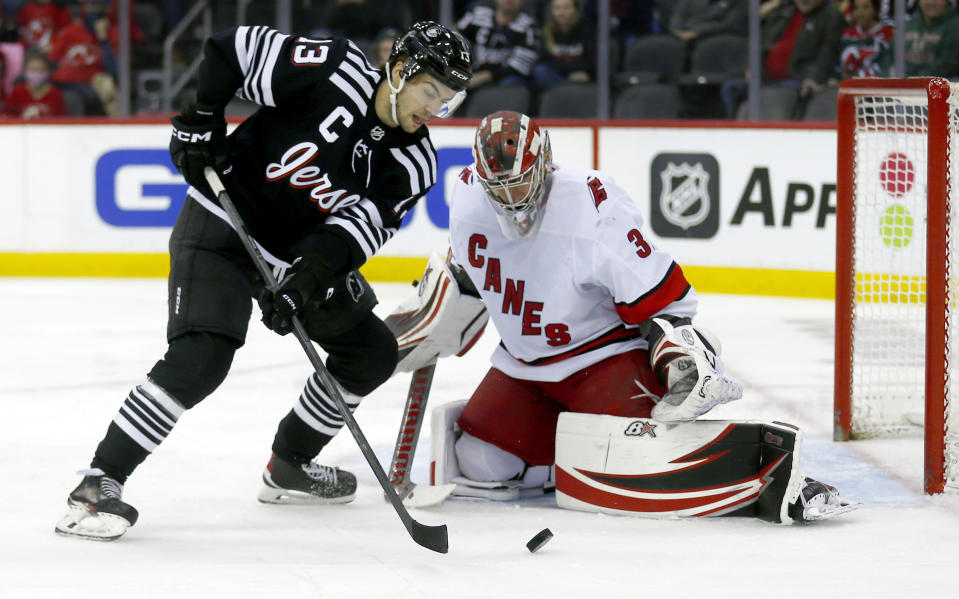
[55,505,130,541]
[257,485,356,505]
[803,501,862,521]
[401,484,456,509]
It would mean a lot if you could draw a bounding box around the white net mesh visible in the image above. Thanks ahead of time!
[851,94,930,435]
[849,84,958,490]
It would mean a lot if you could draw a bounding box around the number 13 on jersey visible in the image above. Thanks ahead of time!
[292,37,331,65]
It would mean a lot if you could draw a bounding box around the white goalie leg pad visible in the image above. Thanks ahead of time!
[429,400,551,500]
[648,317,743,422]
[555,413,806,521]
[430,399,467,486]
[385,251,489,373]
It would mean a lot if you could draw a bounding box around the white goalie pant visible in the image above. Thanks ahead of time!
[430,400,552,500]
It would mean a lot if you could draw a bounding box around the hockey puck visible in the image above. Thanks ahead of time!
[526,528,553,553]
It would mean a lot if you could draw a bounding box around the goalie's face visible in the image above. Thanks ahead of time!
[473,111,552,239]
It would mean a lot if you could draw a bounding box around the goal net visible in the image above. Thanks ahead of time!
[835,78,959,494]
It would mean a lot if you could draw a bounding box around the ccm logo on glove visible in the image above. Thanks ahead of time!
[171,127,213,143]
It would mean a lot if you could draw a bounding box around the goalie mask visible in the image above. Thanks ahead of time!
[473,111,553,239]
[387,21,472,121]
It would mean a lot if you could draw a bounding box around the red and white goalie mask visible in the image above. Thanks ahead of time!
[472,111,553,239]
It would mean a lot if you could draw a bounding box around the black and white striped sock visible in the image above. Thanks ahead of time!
[112,379,185,452]
[292,373,362,437]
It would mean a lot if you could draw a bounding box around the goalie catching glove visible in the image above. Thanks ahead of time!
[642,315,742,421]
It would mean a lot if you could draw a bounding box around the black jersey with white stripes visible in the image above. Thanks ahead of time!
[192,26,437,268]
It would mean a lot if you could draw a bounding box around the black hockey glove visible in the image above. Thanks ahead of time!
[170,103,228,190]
[257,256,337,335]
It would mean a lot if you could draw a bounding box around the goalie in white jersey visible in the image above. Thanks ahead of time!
[448,109,742,469]
[392,110,858,522]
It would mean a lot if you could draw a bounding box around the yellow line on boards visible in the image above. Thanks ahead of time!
[681,266,835,299]
[0,253,835,299]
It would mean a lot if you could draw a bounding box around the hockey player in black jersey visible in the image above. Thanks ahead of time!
[55,21,472,541]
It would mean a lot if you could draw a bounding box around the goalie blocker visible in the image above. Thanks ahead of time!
[384,251,488,374]
[431,404,856,522]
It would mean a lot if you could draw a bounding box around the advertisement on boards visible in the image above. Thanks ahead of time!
[600,126,838,273]
[0,121,841,294]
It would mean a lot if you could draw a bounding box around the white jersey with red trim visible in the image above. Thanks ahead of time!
[449,163,698,382]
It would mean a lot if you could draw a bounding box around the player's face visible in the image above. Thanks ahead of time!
[397,73,459,133]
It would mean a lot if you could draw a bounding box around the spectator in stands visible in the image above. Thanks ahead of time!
[669,0,747,43]
[458,0,540,90]
[892,0,959,77]
[2,50,66,118]
[373,27,399,68]
[720,0,844,118]
[47,0,118,115]
[101,0,146,51]
[830,0,893,81]
[17,0,70,50]
[532,0,595,90]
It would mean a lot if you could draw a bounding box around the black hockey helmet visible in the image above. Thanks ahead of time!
[389,21,472,93]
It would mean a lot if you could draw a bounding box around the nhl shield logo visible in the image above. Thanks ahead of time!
[659,162,710,230]
[650,153,720,239]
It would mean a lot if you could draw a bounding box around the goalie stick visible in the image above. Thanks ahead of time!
[204,168,449,554]
[388,363,456,508]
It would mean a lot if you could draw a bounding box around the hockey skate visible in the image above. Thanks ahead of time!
[258,453,357,504]
[788,477,861,522]
[54,469,139,541]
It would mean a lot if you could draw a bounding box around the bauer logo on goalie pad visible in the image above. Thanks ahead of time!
[623,420,657,438]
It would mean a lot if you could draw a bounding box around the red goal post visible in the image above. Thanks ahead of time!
[835,77,957,494]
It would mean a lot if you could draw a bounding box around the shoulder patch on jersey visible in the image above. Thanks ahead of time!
[459,166,473,184]
[587,176,608,210]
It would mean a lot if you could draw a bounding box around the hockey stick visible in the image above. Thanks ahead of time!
[388,363,456,508]
[203,168,448,554]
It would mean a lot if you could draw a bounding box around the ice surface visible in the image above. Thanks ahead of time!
[1,279,957,598]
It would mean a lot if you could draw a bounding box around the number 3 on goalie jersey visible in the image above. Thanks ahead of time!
[292,38,331,65]
[627,229,651,258]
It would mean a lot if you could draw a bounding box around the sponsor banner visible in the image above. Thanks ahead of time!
[0,124,591,256]
[1,122,842,290]
[600,127,838,271]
